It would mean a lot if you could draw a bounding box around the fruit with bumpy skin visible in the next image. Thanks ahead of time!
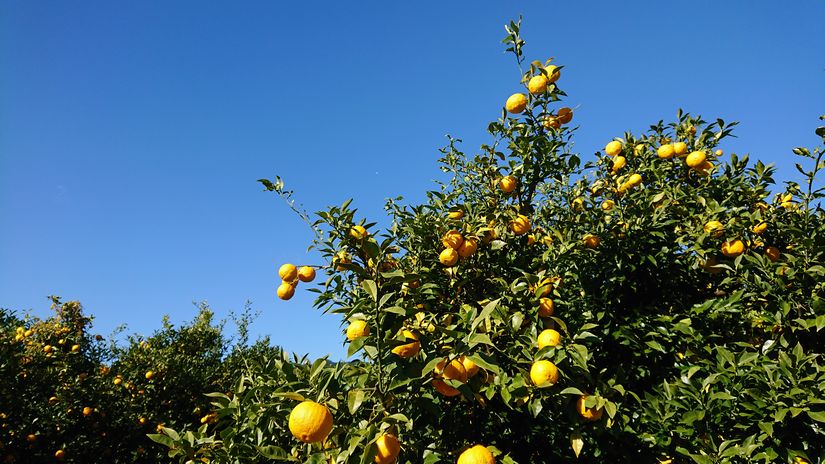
[672,141,688,156]
[538,298,554,317]
[543,115,560,129]
[433,358,468,397]
[544,65,560,83]
[696,160,714,175]
[704,220,724,238]
[391,330,420,358]
[605,141,622,157]
[601,200,615,211]
[611,156,626,173]
[448,209,464,220]
[374,434,401,464]
[577,395,604,421]
[279,264,298,282]
[298,266,316,282]
[751,222,767,235]
[499,175,517,193]
[460,356,479,378]
[627,173,643,187]
[530,360,559,387]
[145,371,155,380]
[277,282,295,300]
[457,445,495,464]
[509,215,531,235]
[505,93,528,114]
[350,225,368,240]
[346,320,370,341]
[442,230,465,250]
[527,74,548,94]
[583,234,600,249]
[721,239,745,258]
[537,329,562,349]
[288,401,333,443]
[439,248,459,267]
[458,239,478,258]
[686,151,707,168]
[657,144,675,159]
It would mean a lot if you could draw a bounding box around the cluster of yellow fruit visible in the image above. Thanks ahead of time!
[503,63,573,133]
[603,141,644,195]
[700,219,782,272]
[656,140,720,175]
[12,327,34,342]
[277,263,316,300]
[439,230,478,267]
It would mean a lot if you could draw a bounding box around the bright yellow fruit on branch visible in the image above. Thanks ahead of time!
[509,215,531,235]
[611,156,626,173]
[82,406,93,416]
[543,115,560,129]
[672,141,688,156]
[605,140,622,157]
[721,239,745,258]
[657,144,675,159]
[696,160,714,175]
[458,445,496,464]
[544,64,560,83]
[374,433,401,464]
[459,355,479,378]
[277,282,295,300]
[583,234,601,249]
[505,93,528,114]
[54,450,66,460]
[498,175,517,193]
[350,225,368,240]
[686,151,707,168]
[71,344,80,353]
[537,329,561,349]
[346,320,370,341]
[601,199,615,211]
[297,266,316,282]
[538,298,555,317]
[439,248,459,267]
[433,358,468,397]
[530,360,559,387]
[458,238,478,258]
[704,220,725,238]
[627,173,643,187]
[527,74,548,94]
[279,263,298,282]
[391,330,420,358]
[576,395,604,421]
[448,209,465,220]
[442,230,465,250]
[288,400,333,443]
[751,222,768,235]
[145,370,155,380]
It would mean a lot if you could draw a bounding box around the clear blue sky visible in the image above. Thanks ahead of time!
[1,1,823,360]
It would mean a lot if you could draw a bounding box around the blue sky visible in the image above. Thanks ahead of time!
[1,1,823,360]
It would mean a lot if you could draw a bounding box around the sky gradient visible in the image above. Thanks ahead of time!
[1,1,823,359]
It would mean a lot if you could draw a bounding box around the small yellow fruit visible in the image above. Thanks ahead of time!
[448,209,464,220]
[509,215,531,235]
[601,200,615,211]
[686,151,707,168]
[605,141,622,157]
[335,252,352,271]
[505,93,528,114]
[577,395,604,421]
[572,197,585,211]
[459,356,479,378]
[297,266,316,282]
[721,239,745,258]
[696,160,714,175]
[113,377,123,385]
[715,149,724,156]
[544,65,560,83]
[49,396,59,405]
[24,329,34,337]
[82,406,93,417]
[610,156,626,173]
[442,230,465,250]
[26,434,37,443]
[657,144,675,159]
[527,74,548,95]
[54,450,66,460]
[43,345,54,354]
[458,445,496,464]
[458,239,478,258]
[538,298,554,317]
[543,115,560,129]
[765,246,781,262]
[672,142,688,156]
[70,344,80,353]
[583,234,600,249]
[703,220,725,238]
[530,360,559,387]
[526,234,536,245]
[627,173,643,187]
[433,358,468,397]
[374,434,401,464]
[279,263,298,282]
[537,329,562,349]
[277,282,295,300]
[439,248,459,267]
[556,107,573,124]
[346,320,370,341]
[751,222,767,235]
[499,175,517,193]
[349,225,368,240]
[391,330,420,358]
[288,401,333,443]
[145,371,155,380]
[138,417,147,426]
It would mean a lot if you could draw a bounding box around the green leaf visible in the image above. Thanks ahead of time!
[362,280,378,302]
[348,389,365,414]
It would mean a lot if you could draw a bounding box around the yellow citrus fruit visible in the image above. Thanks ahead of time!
[113,377,122,385]
[703,220,725,238]
[334,252,352,271]
[505,93,528,114]
[696,160,714,175]
[715,149,724,156]
[751,222,767,235]
[576,395,604,421]
[433,358,468,397]
[686,151,707,168]
[458,445,495,464]
[537,329,561,349]
[448,209,464,220]
[82,406,93,416]
[526,234,536,245]
[288,400,333,443]
[583,234,600,249]
[527,74,548,94]
[765,246,781,262]
[279,264,298,281]
[459,356,479,378]
[556,107,573,124]
[499,175,517,193]
[439,248,459,267]
[145,371,154,380]
[349,225,368,240]
[26,434,37,442]
[458,239,478,258]
[509,215,531,235]
[296,266,316,282]
[538,298,554,317]
[601,200,615,211]
[530,360,559,387]
[543,115,560,129]
[572,197,585,211]
[657,144,675,159]
[721,239,745,258]
[627,173,643,187]
[604,141,622,157]
[544,65,560,83]
[346,320,370,341]
[442,230,465,250]
[391,330,420,358]
[611,156,626,173]
[672,141,688,156]
[54,450,66,460]
[374,433,401,464]
[277,282,295,300]
[533,276,554,297]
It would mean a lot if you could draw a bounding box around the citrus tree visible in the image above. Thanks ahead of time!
[138,19,825,463]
